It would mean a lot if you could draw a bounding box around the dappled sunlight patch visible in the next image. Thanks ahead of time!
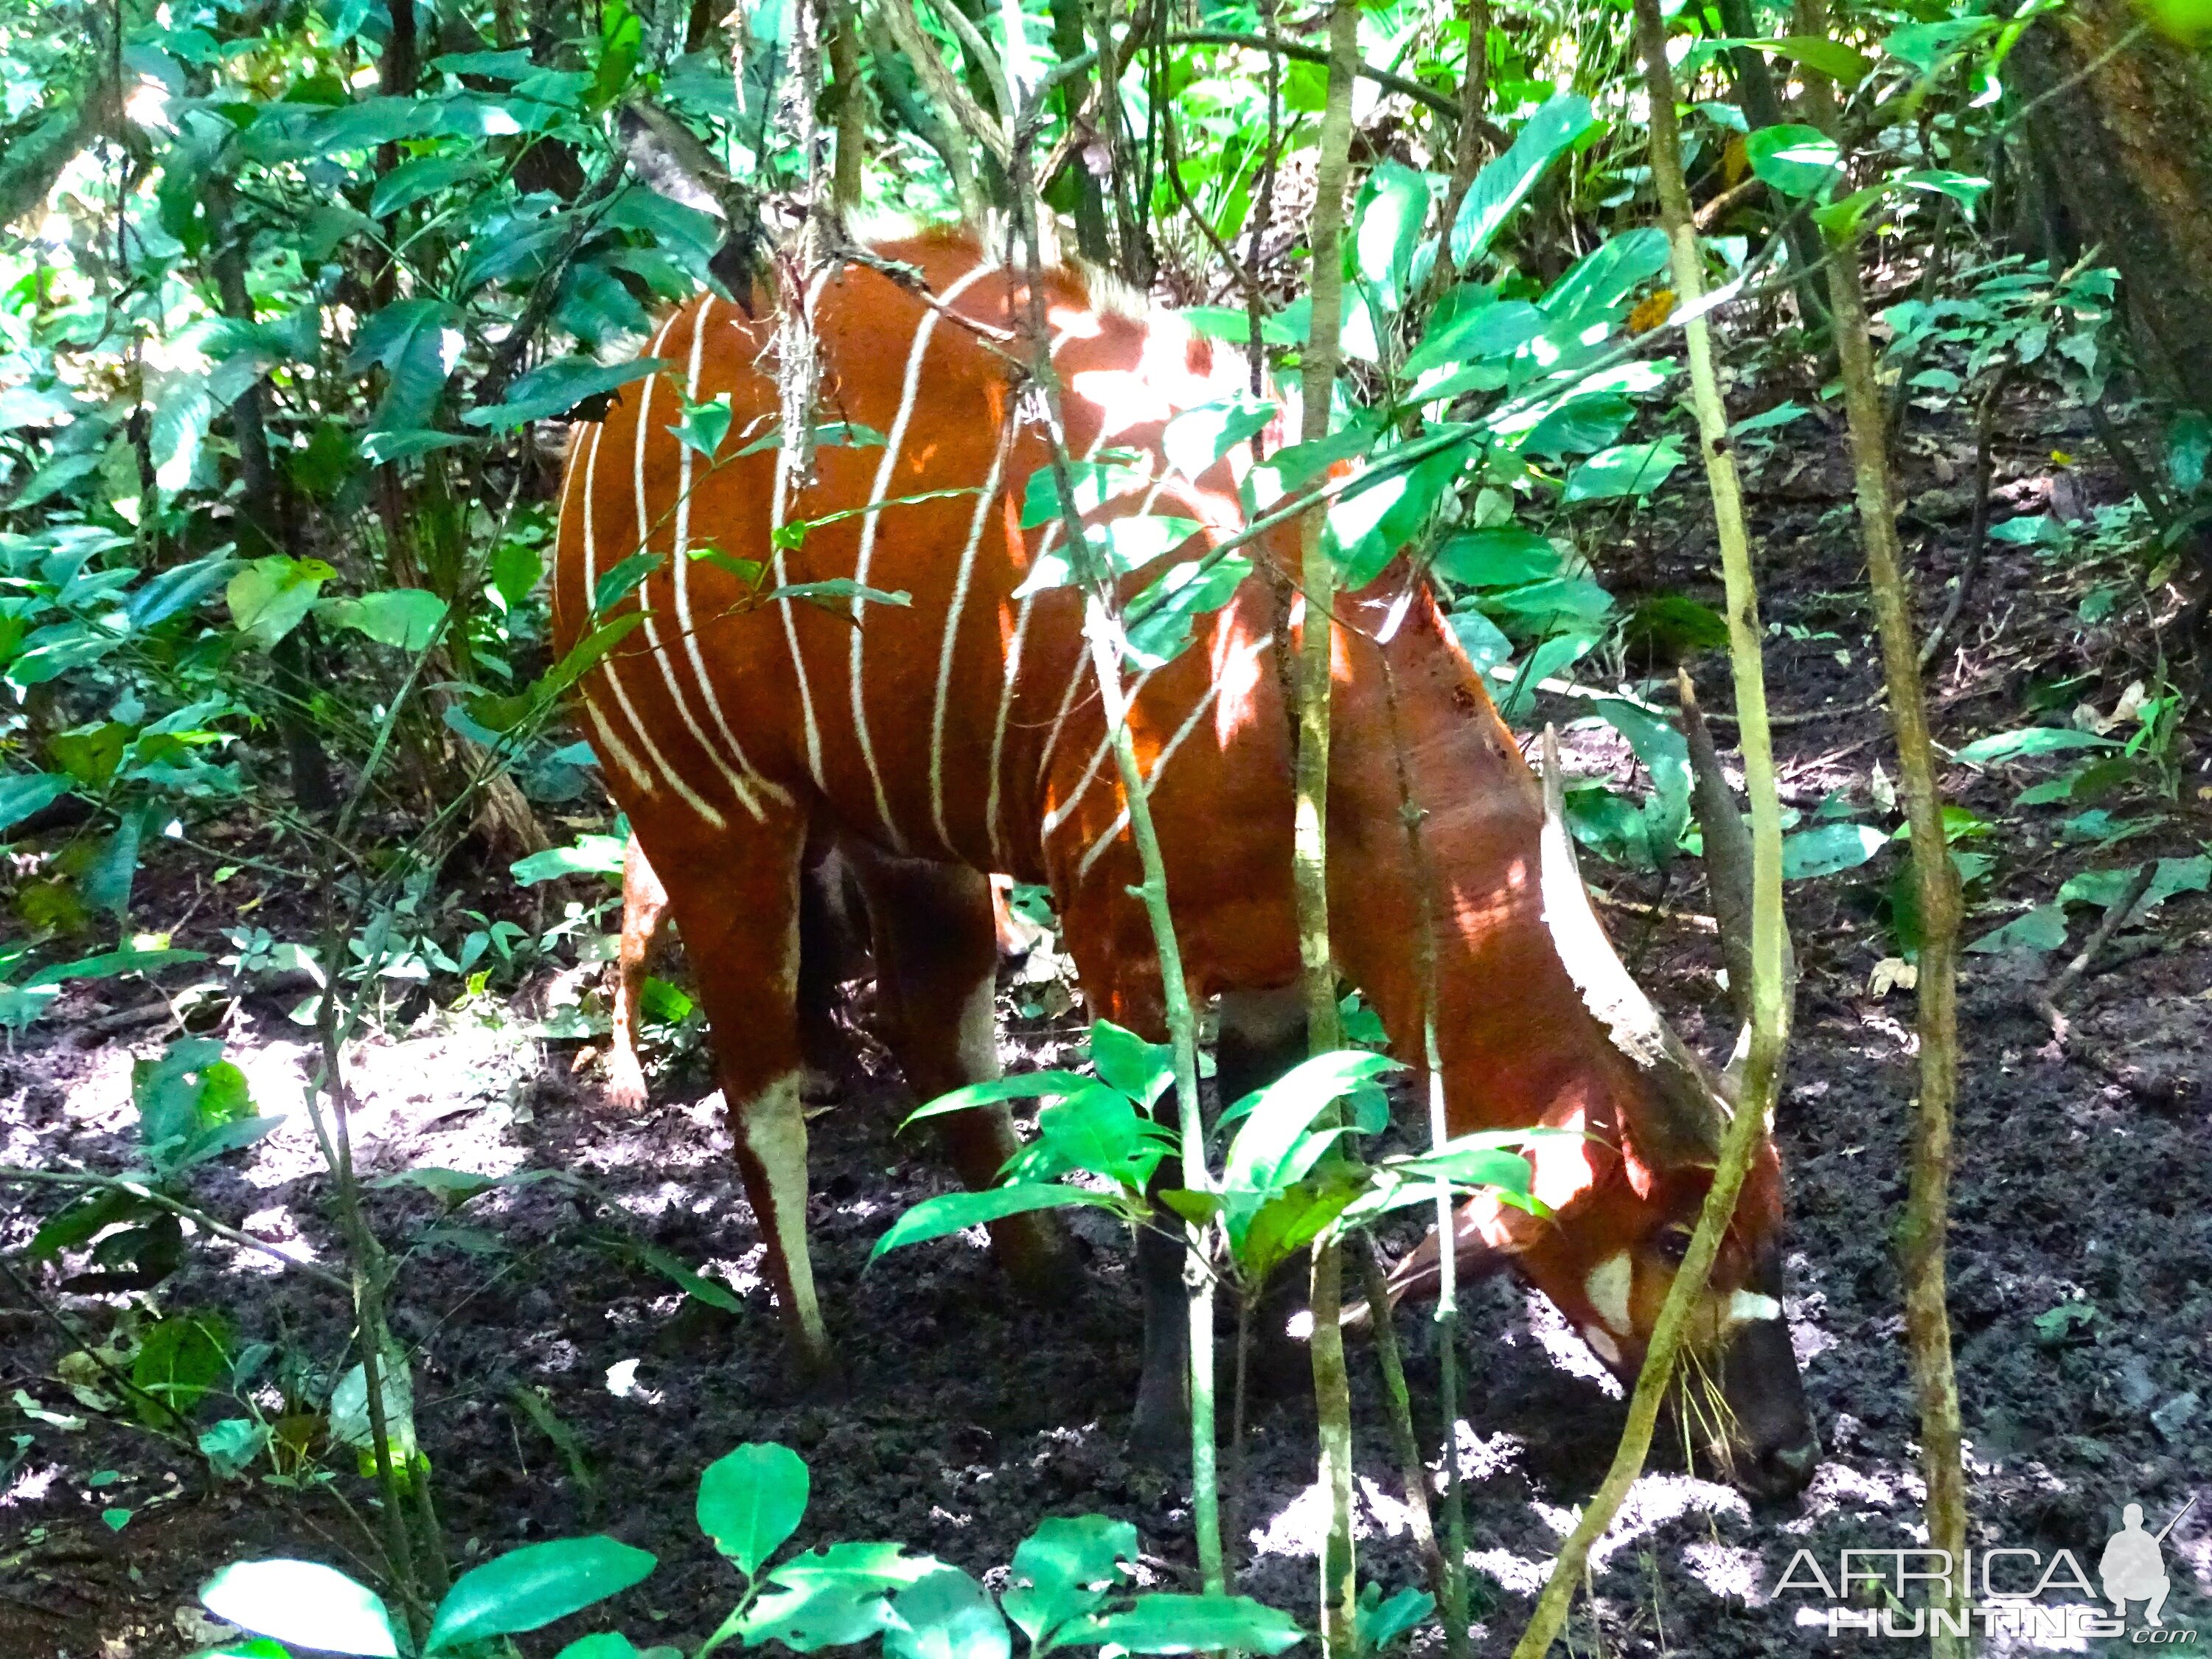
[225,1205,323,1277]
[1450,1420,1525,1484]
[1526,1288,1622,1396]
[1248,1473,1422,1562]
[1683,1540,1764,1603]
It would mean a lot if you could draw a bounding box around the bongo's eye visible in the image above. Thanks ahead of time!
[1652,1225,1695,1265]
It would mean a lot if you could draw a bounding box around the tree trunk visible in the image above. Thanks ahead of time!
[2011,0,2212,414]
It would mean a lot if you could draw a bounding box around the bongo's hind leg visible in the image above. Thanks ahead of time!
[605,838,671,1111]
[645,806,836,1380]
[850,849,1071,1295]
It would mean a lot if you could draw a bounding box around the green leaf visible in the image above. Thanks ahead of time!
[1966,904,2070,954]
[1562,439,1683,503]
[1953,726,2120,766]
[1537,229,1672,336]
[1089,1019,1174,1110]
[1003,1517,1135,1649]
[1781,822,1888,880]
[465,357,668,431]
[1221,1050,1401,1199]
[556,1635,651,1659]
[1756,34,1872,82]
[0,771,72,833]
[369,154,487,218]
[670,391,734,461]
[594,552,663,614]
[886,1570,1008,1659]
[869,1186,1116,1261]
[424,1537,658,1653]
[130,554,241,630]
[1743,125,1843,199]
[319,589,448,653]
[493,538,545,610]
[627,1240,745,1312]
[1088,1594,1305,1655]
[1355,1584,1433,1654]
[1124,554,1251,669]
[512,832,630,886]
[1326,442,1469,588]
[1161,396,1276,481]
[742,1543,947,1652]
[21,946,206,992]
[226,556,335,649]
[1450,94,1599,267]
[201,1559,400,1658]
[697,1442,809,1576]
[1010,1083,1174,1192]
[1405,299,1547,378]
[902,1071,1099,1124]
[199,1417,272,1480]
[1354,159,1434,313]
[348,299,464,433]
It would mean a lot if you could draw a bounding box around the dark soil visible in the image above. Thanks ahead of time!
[5,362,2212,1659]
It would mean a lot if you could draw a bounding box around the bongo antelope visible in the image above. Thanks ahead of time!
[550,227,1818,1495]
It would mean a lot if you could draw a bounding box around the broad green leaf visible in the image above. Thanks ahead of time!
[670,391,734,461]
[465,357,668,431]
[24,947,207,989]
[1966,905,2070,954]
[556,1635,653,1659]
[886,1569,1008,1659]
[902,1071,1098,1124]
[1450,94,1599,267]
[512,832,630,885]
[1004,1517,1136,1649]
[200,1559,400,1657]
[1743,125,1843,199]
[1354,159,1434,312]
[1355,1584,1434,1654]
[1588,697,1692,864]
[348,299,464,433]
[1161,396,1276,481]
[1405,299,1547,378]
[1780,822,1888,880]
[627,1240,745,1312]
[1562,439,1683,503]
[1089,1019,1173,1109]
[226,556,335,648]
[593,552,662,613]
[1537,229,1671,335]
[742,1543,948,1652]
[328,1353,418,1468]
[369,154,487,218]
[1221,1050,1401,1198]
[319,588,447,653]
[2059,856,2210,912]
[424,1537,658,1653]
[1124,554,1251,669]
[869,1186,1115,1260]
[1327,441,1469,588]
[198,1416,271,1480]
[697,1442,809,1576]
[0,771,72,832]
[1012,1084,1174,1192]
[1953,726,2120,766]
[129,554,240,630]
[1088,1593,1304,1655]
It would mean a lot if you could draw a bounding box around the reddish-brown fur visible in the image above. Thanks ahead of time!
[551,229,1816,1491]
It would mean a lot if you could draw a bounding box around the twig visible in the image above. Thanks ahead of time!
[1164,30,1509,143]
[2034,858,2157,1047]
[1691,175,1766,230]
[0,1166,352,1293]
[1919,372,2003,671]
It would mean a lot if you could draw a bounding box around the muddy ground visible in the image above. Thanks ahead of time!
[4,378,2211,1658]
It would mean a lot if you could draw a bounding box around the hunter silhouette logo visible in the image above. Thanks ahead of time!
[2104,1498,2198,1628]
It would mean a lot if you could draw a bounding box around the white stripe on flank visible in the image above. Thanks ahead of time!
[1070,636,1267,880]
[616,306,768,824]
[582,697,653,795]
[851,264,995,849]
[931,412,1017,855]
[580,420,725,827]
[1034,465,1178,790]
[986,423,1113,866]
[1041,665,1157,836]
[667,299,790,816]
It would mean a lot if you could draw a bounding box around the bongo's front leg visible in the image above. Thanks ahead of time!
[605,837,671,1112]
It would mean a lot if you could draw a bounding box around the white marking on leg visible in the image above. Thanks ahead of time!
[668,297,790,815]
[737,1068,826,1357]
[580,420,723,827]
[931,413,1018,855]
[1725,1290,1783,1327]
[1585,1251,1633,1336]
[1583,1325,1623,1367]
[852,265,995,850]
